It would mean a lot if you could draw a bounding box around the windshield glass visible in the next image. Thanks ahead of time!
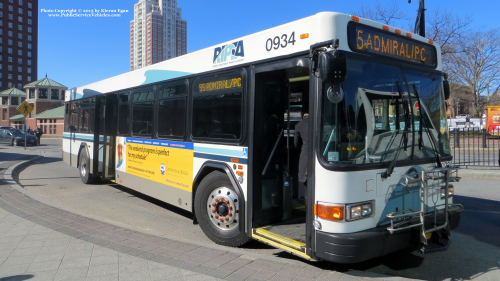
[320,58,450,165]
[8,129,24,135]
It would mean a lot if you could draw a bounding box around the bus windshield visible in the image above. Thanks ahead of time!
[320,58,450,165]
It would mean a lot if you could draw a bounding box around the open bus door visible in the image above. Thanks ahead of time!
[92,94,118,180]
[251,58,313,260]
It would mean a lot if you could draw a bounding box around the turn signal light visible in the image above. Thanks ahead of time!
[314,204,344,221]
[300,33,309,39]
[236,171,244,177]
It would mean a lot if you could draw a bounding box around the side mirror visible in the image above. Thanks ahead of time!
[7,133,12,136]
[318,50,347,84]
[443,75,450,100]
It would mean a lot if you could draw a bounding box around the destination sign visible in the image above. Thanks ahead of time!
[348,22,437,68]
[195,76,242,93]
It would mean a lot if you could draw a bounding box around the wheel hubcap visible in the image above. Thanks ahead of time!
[207,187,239,231]
[81,163,87,177]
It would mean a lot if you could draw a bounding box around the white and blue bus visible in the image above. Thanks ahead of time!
[63,12,462,263]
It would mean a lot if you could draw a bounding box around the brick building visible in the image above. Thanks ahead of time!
[1,77,67,136]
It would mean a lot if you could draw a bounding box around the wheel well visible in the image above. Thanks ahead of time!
[77,143,88,168]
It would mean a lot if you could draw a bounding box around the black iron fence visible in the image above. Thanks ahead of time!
[449,127,500,167]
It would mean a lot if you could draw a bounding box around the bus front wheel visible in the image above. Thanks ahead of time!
[79,148,96,184]
[195,171,250,247]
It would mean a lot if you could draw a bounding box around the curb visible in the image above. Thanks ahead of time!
[5,156,308,265]
[4,156,420,280]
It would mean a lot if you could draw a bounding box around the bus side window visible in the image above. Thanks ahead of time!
[157,83,187,139]
[118,92,130,136]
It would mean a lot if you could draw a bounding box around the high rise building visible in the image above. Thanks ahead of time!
[0,0,38,92]
[130,0,187,71]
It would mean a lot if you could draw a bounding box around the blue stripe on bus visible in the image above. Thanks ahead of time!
[194,152,248,164]
[194,146,247,158]
[63,133,104,142]
[126,138,194,150]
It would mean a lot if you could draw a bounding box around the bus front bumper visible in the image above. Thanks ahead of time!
[314,207,461,264]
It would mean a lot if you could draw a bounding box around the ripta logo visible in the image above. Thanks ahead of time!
[213,40,245,64]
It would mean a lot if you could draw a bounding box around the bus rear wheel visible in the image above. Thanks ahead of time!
[79,148,96,184]
[195,171,250,247]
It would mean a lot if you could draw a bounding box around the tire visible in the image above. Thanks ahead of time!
[79,148,96,184]
[194,171,251,247]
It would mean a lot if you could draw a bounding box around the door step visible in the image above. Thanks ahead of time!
[252,228,311,260]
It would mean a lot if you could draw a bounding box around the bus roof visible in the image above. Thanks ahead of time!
[66,12,441,101]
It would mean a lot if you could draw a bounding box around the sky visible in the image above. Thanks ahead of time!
[38,0,500,89]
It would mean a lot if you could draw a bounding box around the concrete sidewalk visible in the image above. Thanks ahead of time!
[0,157,416,281]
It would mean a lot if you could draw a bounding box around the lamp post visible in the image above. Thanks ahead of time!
[409,0,426,37]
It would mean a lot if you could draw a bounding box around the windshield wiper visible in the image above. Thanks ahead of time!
[382,82,409,179]
[412,84,443,168]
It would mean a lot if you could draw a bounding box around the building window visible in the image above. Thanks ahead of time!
[28,11,31,17]
[8,82,12,88]
[29,88,34,98]
[8,31,12,37]
[27,68,31,73]
[8,39,12,45]
[8,65,12,71]
[8,48,12,54]
[8,74,12,79]
[27,35,31,41]
[18,58,22,64]
[27,76,31,81]
[2,109,7,121]
[18,33,21,39]
[18,25,22,31]
[19,0,23,5]
[9,14,13,20]
[19,17,22,22]
[27,51,31,57]
[28,27,31,33]
[17,83,22,89]
[17,75,22,80]
[28,43,31,49]
[0,29,2,35]
[18,50,22,55]
[18,41,22,47]
[18,67,22,72]
[39,88,48,99]
[2,97,8,105]
[61,90,65,100]
[9,22,13,28]
[0,3,2,8]
[28,2,31,8]
[18,8,22,14]
[27,60,31,65]
[11,97,19,105]
[9,6,13,11]
[51,89,59,100]
[27,19,31,24]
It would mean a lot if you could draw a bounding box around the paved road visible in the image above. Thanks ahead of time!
[5,140,500,280]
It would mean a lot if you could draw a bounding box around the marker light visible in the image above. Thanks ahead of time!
[346,201,373,221]
[351,16,360,22]
[383,25,389,31]
[315,204,344,221]
[428,39,434,44]
[441,185,454,199]
[406,32,412,37]
[395,29,401,34]
[300,33,309,39]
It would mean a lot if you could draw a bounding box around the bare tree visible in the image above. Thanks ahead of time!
[352,0,410,26]
[447,29,500,117]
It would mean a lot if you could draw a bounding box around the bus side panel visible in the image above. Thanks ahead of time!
[63,132,95,168]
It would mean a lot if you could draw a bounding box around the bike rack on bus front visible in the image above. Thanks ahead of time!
[385,166,464,248]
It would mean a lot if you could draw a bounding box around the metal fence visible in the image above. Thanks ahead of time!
[449,127,500,168]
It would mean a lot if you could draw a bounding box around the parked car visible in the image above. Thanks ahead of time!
[0,129,38,146]
[0,126,15,130]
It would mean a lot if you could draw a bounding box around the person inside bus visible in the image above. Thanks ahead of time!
[294,109,309,202]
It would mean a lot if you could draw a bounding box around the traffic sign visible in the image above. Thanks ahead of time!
[414,101,420,111]
[16,101,34,116]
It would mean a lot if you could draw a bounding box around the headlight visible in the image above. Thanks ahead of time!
[346,201,373,221]
[441,185,454,199]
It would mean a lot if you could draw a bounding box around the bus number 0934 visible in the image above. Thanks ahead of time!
[265,32,296,51]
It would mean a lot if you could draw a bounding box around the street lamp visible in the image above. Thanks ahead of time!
[408,0,426,37]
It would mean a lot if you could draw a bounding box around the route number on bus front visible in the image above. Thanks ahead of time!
[266,32,296,51]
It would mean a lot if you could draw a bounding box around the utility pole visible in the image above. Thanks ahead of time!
[409,0,426,37]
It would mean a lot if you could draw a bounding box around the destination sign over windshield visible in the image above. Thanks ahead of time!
[348,22,437,68]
